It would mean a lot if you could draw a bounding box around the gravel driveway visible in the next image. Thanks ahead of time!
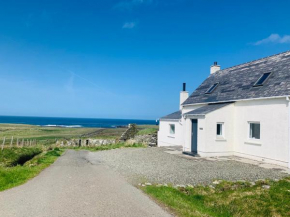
[88,147,289,185]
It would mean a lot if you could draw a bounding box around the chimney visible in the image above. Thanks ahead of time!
[180,83,189,109]
[210,62,221,74]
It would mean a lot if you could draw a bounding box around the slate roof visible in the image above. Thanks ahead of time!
[160,110,181,120]
[183,51,290,105]
[185,102,233,116]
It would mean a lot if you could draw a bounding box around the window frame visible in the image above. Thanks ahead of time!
[169,124,175,135]
[216,122,225,138]
[253,72,272,87]
[249,122,260,140]
[205,83,219,94]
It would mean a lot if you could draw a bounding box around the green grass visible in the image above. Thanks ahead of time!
[70,143,146,151]
[142,178,290,217]
[0,124,128,146]
[137,128,158,135]
[0,148,63,192]
[0,147,42,167]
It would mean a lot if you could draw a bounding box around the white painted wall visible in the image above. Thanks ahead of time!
[234,98,289,167]
[199,103,235,156]
[158,120,184,147]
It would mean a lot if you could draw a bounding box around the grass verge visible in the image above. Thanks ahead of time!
[142,178,290,217]
[69,143,146,152]
[0,148,63,192]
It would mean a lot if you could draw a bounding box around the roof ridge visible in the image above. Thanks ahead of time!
[217,50,290,73]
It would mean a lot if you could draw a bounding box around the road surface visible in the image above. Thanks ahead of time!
[0,150,171,217]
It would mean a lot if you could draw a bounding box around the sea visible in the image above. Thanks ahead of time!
[0,116,158,128]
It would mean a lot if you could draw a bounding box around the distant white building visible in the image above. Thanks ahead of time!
[158,51,290,168]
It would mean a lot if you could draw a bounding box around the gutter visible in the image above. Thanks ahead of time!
[183,114,205,119]
[159,119,180,122]
[182,95,288,107]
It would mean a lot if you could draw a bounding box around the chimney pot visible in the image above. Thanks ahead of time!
[183,83,186,91]
[180,83,189,109]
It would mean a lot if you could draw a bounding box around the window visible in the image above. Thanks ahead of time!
[216,123,224,137]
[169,124,175,135]
[249,122,260,139]
[205,83,219,94]
[253,72,271,86]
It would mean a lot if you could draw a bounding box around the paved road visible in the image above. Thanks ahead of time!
[0,150,171,217]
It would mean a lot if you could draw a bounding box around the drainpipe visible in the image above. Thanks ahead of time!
[287,96,290,168]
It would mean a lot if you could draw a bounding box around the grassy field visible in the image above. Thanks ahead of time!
[142,178,290,217]
[0,124,128,146]
[0,124,158,145]
[0,147,63,191]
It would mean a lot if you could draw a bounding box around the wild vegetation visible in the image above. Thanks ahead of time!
[0,147,63,191]
[142,178,290,217]
[0,147,42,167]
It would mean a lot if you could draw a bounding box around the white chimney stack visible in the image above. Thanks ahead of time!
[180,83,189,109]
[210,62,221,74]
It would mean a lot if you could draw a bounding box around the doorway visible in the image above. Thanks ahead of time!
[191,119,198,153]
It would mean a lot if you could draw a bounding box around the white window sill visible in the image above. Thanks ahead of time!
[245,140,262,146]
[215,138,226,141]
[168,135,175,139]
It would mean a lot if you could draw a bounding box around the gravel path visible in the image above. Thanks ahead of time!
[0,150,171,217]
[88,147,289,185]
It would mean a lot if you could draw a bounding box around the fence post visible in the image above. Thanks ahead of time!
[10,136,14,148]
[16,138,19,147]
[1,137,6,151]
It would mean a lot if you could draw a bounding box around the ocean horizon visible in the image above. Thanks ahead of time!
[0,116,158,128]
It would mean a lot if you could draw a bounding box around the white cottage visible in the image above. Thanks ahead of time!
[158,51,290,168]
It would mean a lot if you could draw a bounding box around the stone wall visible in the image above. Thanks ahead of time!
[126,133,157,147]
[56,138,116,147]
[119,124,138,141]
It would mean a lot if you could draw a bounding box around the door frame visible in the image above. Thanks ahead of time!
[191,119,198,153]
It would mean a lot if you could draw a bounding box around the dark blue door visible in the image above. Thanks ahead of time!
[191,119,198,153]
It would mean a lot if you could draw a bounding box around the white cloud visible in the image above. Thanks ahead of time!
[254,34,290,45]
[114,0,153,10]
[122,22,137,29]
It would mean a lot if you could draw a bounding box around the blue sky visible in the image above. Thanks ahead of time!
[0,0,290,120]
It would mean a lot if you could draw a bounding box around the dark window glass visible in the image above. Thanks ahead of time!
[205,83,219,94]
[250,123,260,139]
[170,124,175,134]
[217,124,222,135]
[254,72,271,86]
